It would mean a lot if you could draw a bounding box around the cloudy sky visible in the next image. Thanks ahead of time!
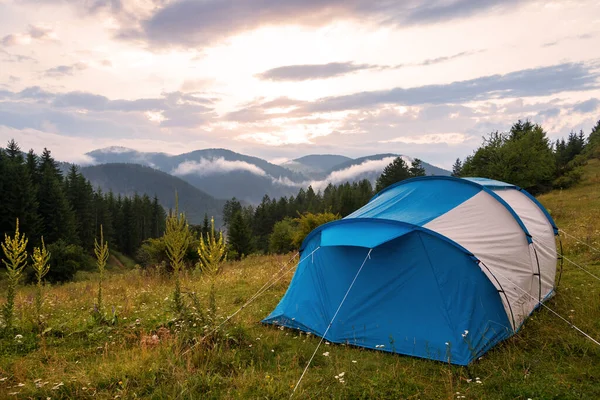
[1,0,599,168]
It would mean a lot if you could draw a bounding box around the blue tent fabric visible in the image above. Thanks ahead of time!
[262,176,557,365]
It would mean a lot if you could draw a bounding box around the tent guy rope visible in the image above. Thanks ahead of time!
[534,240,600,282]
[560,229,600,255]
[290,248,373,398]
[183,247,320,355]
[484,262,600,347]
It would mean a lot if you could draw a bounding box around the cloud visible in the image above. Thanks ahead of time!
[44,62,88,77]
[131,0,529,48]
[255,51,483,82]
[0,49,37,63]
[303,62,599,112]
[1,25,57,47]
[380,133,475,145]
[171,157,268,177]
[256,62,379,81]
[537,108,561,118]
[572,98,599,114]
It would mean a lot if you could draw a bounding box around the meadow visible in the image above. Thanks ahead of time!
[1,161,600,399]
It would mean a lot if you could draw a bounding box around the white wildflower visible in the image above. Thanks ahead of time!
[323,352,330,357]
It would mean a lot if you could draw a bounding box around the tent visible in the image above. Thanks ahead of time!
[263,176,559,365]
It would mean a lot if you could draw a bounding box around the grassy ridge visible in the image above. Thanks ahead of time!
[1,163,600,399]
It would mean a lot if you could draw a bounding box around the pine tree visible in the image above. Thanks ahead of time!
[0,141,40,242]
[409,158,426,177]
[451,158,463,177]
[65,166,95,249]
[227,210,253,259]
[37,149,77,244]
[375,157,412,192]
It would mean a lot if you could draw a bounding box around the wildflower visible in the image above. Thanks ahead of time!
[352,360,357,363]
[445,342,450,346]
[338,372,345,377]
[271,349,275,352]
[462,330,469,338]
[14,334,23,341]
[323,352,330,357]
[325,341,330,345]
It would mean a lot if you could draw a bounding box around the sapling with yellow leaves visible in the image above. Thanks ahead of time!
[31,237,51,330]
[1,219,28,331]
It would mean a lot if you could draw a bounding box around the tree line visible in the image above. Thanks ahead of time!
[221,158,427,257]
[0,140,167,281]
[224,119,600,257]
[452,120,600,194]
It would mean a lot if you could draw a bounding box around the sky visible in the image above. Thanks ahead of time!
[1,0,599,168]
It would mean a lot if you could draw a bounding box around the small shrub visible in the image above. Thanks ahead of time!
[45,240,92,283]
[269,218,296,254]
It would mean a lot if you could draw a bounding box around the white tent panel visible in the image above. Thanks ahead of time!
[424,190,538,330]
[493,189,557,301]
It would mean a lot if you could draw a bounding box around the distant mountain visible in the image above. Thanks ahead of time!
[86,147,305,203]
[282,154,352,178]
[86,147,451,204]
[81,163,226,225]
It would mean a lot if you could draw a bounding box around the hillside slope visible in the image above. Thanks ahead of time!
[81,163,226,225]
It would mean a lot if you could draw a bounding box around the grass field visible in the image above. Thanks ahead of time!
[1,161,600,399]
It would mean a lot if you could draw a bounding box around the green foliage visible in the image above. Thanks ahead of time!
[461,121,556,194]
[269,219,296,254]
[1,219,28,331]
[451,158,463,177]
[94,225,109,321]
[197,217,227,276]
[587,120,600,159]
[292,212,341,248]
[31,237,50,330]
[164,194,192,315]
[227,210,254,260]
[376,157,424,192]
[45,240,91,283]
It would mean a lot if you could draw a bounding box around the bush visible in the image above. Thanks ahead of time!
[44,240,93,283]
[269,219,296,254]
[136,236,200,270]
[292,212,341,248]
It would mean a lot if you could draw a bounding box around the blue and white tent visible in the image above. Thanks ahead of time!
[263,176,559,365]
